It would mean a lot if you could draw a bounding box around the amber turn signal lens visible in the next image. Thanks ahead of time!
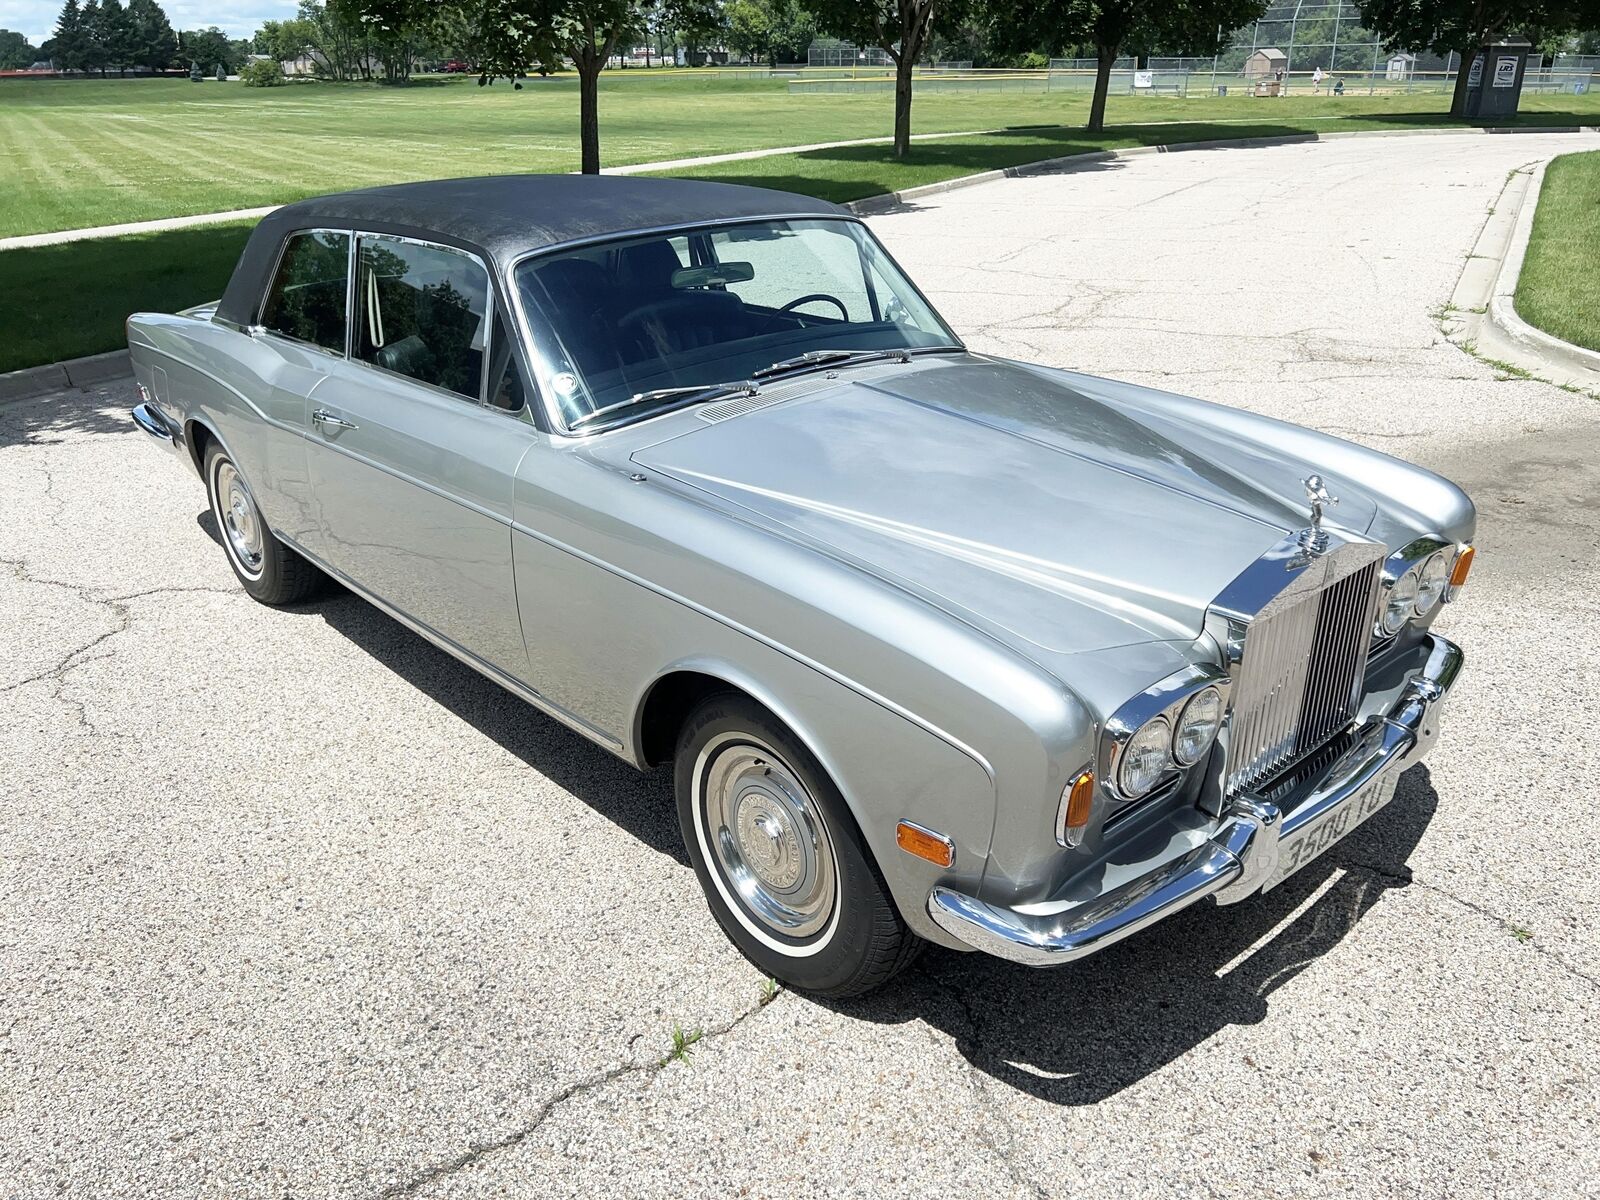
[1063,770,1096,831]
[1450,545,1475,588]
[896,821,954,868]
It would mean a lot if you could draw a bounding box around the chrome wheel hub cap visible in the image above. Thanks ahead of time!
[703,744,837,941]
[216,462,263,572]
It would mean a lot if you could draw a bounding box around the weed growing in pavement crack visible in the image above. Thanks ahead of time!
[662,1024,703,1066]
[1510,925,1534,943]
[759,978,780,1005]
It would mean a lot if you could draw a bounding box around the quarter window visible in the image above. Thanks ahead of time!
[356,236,489,401]
[260,230,349,352]
[485,312,528,412]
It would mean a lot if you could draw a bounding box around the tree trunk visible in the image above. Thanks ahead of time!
[579,59,602,174]
[892,50,913,158]
[1089,41,1115,133]
[1450,45,1476,118]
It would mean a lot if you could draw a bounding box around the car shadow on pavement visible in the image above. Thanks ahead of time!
[269,576,690,866]
[825,765,1439,1106]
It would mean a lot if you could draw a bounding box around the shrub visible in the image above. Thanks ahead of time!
[215,62,227,81]
[189,61,202,81]
[1018,51,1048,70]
[241,59,286,87]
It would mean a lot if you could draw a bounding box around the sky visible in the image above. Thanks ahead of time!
[7,0,300,46]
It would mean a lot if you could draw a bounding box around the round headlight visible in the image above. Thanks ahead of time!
[1118,716,1171,799]
[1415,552,1448,615]
[1172,687,1223,766]
[1380,568,1419,636]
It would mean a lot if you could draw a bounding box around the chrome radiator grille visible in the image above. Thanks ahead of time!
[1226,560,1381,794]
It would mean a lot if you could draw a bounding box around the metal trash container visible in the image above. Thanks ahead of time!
[1464,36,1531,118]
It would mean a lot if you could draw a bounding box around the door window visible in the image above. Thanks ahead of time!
[259,230,349,352]
[356,236,490,401]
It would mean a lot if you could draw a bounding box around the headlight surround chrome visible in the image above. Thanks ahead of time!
[1380,567,1419,636]
[1172,687,1223,766]
[1117,716,1172,799]
[1414,552,1449,615]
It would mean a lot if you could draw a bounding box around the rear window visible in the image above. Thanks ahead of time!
[355,235,490,401]
[259,230,349,352]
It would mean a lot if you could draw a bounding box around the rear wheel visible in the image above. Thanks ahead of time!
[203,442,321,605]
[675,693,922,997]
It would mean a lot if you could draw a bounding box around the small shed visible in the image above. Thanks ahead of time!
[1243,48,1288,79]
[1385,52,1417,80]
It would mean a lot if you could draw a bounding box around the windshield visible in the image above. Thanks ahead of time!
[514,218,961,428]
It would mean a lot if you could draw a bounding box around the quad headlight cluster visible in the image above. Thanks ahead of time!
[1377,542,1473,639]
[1116,685,1225,800]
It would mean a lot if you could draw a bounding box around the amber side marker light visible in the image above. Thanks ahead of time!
[896,821,955,868]
[1063,770,1096,832]
[1450,545,1476,589]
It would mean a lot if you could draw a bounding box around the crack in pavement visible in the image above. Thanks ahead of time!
[1,554,237,736]
[375,992,785,1198]
[1334,858,1600,995]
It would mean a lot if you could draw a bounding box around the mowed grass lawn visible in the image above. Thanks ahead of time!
[1516,150,1600,353]
[6,72,1600,238]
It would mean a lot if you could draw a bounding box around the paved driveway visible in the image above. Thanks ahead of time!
[4,133,1598,1199]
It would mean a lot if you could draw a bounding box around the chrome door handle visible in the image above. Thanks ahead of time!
[312,408,358,430]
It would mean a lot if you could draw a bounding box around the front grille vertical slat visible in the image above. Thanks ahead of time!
[1225,558,1381,795]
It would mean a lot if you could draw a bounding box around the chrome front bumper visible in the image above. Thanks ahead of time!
[928,634,1463,967]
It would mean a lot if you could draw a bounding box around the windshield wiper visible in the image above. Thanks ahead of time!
[752,345,964,381]
[568,381,758,431]
[752,348,908,379]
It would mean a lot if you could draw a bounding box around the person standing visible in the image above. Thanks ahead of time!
[1313,65,1325,93]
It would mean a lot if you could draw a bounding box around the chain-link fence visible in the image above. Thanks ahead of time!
[807,41,892,69]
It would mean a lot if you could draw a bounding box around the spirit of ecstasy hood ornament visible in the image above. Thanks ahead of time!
[1301,474,1338,553]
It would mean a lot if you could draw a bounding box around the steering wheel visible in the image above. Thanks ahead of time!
[779,293,849,321]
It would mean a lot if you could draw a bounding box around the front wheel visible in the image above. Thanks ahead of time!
[203,442,322,605]
[675,693,923,997]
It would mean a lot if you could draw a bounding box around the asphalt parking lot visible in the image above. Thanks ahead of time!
[4,132,1599,1198]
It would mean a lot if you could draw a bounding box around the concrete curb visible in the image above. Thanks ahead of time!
[0,350,131,404]
[846,124,1600,214]
[1486,157,1600,377]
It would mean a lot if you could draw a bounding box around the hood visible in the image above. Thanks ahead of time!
[630,355,1380,657]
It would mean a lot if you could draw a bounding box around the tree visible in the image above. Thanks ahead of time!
[127,0,178,71]
[0,29,40,68]
[351,0,438,81]
[1358,0,1600,116]
[254,18,315,62]
[178,26,237,73]
[664,0,723,64]
[472,0,655,175]
[94,0,138,73]
[80,0,106,73]
[809,1,967,157]
[47,1,87,70]
[994,1,1265,133]
[724,0,771,61]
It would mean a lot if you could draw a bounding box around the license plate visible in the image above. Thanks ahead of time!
[1265,767,1401,890]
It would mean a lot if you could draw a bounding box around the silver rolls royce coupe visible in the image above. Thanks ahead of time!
[127,175,1474,997]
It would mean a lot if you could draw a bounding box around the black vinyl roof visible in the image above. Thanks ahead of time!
[216,174,846,326]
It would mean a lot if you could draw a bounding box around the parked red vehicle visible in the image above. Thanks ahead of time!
[441,60,471,73]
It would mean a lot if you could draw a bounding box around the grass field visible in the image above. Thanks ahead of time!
[3,71,1600,374]
[6,73,1600,239]
[1515,150,1600,353]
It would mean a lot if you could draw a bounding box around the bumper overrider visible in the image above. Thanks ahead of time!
[929,634,1462,966]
